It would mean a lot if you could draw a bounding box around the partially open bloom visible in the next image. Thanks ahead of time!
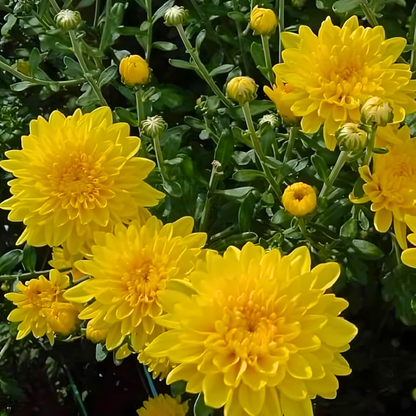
[250,6,278,36]
[335,123,368,151]
[139,348,172,380]
[350,125,416,249]
[146,243,357,416]
[264,73,300,124]
[49,247,84,281]
[274,16,416,150]
[226,77,258,105]
[64,216,207,352]
[120,55,151,87]
[5,270,78,344]
[0,107,164,255]
[361,97,394,127]
[282,182,317,217]
[137,394,188,416]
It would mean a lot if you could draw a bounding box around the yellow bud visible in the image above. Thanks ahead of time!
[282,182,317,217]
[361,97,394,127]
[86,322,108,343]
[119,55,150,88]
[250,6,278,36]
[335,122,368,151]
[17,60,30,76]
[226,76,257,105]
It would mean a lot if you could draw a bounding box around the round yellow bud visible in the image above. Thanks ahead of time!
[250,6,278,36]
[55,9,82,31]
[282,182,317,217]
[119,55,150,88]
[226,76,258,105]
[361,97,394,127]
[335,122,368,151]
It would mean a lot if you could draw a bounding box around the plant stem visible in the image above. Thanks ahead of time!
[277,0,285,63]
[68,30,108,106]
[145,0,153,62]
[200,161,222,232]
[319,150,349,197]
[153,134,167,182]
[283,126,299,163]
[261,35,274,85]
[62,362,88,416]
[135,88,145,134]
[242,102,282,199]
[143,365,158,398]
[99,0,112,51]
[176,24,232,108]
[363,126,377,166]
[410,4,416,73]
[0,337,11,361]
[231,0,249,75]
[0,267,72,282]
[48,0,60,13]
[298,217,307,237]
[359,0,379,27]
[93,0,101,27]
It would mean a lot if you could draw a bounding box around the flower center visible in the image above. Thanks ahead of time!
[26,285,58,309]
[293,190,306,201]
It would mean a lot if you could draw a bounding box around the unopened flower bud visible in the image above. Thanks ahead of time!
[250,6,278,36]
[259,113,280,129]
[142,115,167,137]
[226,76,258,105]
[335,123,368,151]
[164,6,188,27]
[119,55,150,88]
[55,9,82,31]
[291,0,307,8]
[361,97,394,127]
[86,323,108,344]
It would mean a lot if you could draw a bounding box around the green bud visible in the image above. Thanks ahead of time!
[335,123,368,151]
[258,113,280,129]
[164,6,188,27]
[361,97,394,127]
[55,9,82,31]
[142,115,167,138]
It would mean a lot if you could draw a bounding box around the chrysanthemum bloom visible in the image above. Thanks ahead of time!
[64,216,207,352]
[226,77,258,105]
[139,347,172,380]
[49,247,84,281]
[401,215,416,268]
[250,6,278,36]
[120,55,151,87]
[5,270,78,344]
[137,394,188,416]
[145,243,357,416]
[350,125,416,249]
[282,182,317,217]
[0,107,164,255]
[264,73,300,124]
[274,16,416,150]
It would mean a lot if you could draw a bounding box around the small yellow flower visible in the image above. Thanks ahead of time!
[5,270,78,344]
[0,107,164,255]
[282,182,317,217]
[49,247,84,281]
[361,97,394,127]
[139,348,172,381]
[145,243,357,416]
[350,125,416,249]
[274,16,416,150]
[226,76,258,105]
[250,6,278,36]
[137,395,188,416]
[119,55,151,87]
[264,73,300,124]
[63,216,207,352]
[335,122,368,151]
[17,60,30,76]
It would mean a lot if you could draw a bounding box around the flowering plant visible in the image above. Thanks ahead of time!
[0,0,416,415]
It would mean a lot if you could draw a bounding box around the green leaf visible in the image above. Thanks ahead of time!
[152,0,175,23]
[152,41,178,51]
[210,232,258,251]
[373,147,389,154]
[332,0,360,13]
[98,64,118,88]
[28,48,41,77]
[76,0,96,8]
[209,64,234,77]
[271,209,292,225]
[1,14,17,37]
[351,239,384,260]
[163,180,183,198]
[114,107,139,127]
[0,250,23,275]
[239,191,258,231]
[184,116,204,130]
[214,187,255,199]
[100,2,125,52]
[193,393,214,416]
[63,56,83,78]
[250,42,266,68]
[171,380,186,397]
[233,170,266,182]
[10,81,36,91]
[215,130,234,168]
[340,218,358,239]
[169,59,196,70]
[227,11,247,22]
[117,26,143,36]
[77,83,101,107]
[311,154,329,181]
[22,245,36,273]
[95,344,108,362]
[195,30,206,53]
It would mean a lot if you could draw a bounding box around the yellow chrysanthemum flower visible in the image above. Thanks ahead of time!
[5,270,78,344]
[49,247,84,281]
[282,182,317,217]
[119,55,151,87]
[139,348,172,380]
[350,125,416,249]
[250,6,278,36]
[145,243,358,416]
[274,16,416,150]
[0,107,164,255]
[401,215,416,268]
[63,216,207,352]
[137,394,188,416]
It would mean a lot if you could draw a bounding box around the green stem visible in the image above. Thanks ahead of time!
[277,0,285,63]
[242,102,282,199]
[319,150,349,197]
[176,24,232,108]
[283,126,299,163]
[0,337,11,361]
[99,0,112,51]
[0,267,72,282]
[48,0,60,13]
[410,4,416,73]
[135,88,146,134]
[153,134,167,181]
[363,126,377,165]
[359,0,379,27]
[93,0,100,27]
[62,362,88,416]
[298,217,307,237]
[200,161,222,232]
[143,365,158,398]
[231,0,249,75]
[0,59,84,87]
[69,30,108,106]
[145,0,153,62]
[261,35,274,85]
